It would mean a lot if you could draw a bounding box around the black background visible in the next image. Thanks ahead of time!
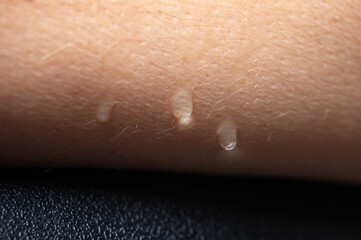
[1,169,361,239]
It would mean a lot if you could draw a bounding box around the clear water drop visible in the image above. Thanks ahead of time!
[217,119,237,151]
[96,96,115,122]
[170,89,193,124]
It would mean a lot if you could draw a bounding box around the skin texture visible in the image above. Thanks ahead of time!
[0,0,361,182]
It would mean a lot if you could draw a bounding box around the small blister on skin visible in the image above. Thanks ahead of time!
[170,88,193,124]
[217,119,237,151]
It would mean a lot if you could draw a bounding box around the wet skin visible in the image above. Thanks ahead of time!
[0,0,361,182]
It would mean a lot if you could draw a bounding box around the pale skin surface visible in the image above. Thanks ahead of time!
[0,0,361,182]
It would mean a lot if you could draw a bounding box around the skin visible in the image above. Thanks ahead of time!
[0,0,360,182]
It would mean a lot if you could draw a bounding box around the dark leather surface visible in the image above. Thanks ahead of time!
[1,169,361,240]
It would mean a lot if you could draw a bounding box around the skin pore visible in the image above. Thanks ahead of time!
[0,0,360,182]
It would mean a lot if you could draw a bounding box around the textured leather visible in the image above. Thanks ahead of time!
[1,169,361,240]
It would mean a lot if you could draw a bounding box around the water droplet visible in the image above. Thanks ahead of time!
[170,89,193,124]
[217,119,237,151]
[96,96,115,122]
